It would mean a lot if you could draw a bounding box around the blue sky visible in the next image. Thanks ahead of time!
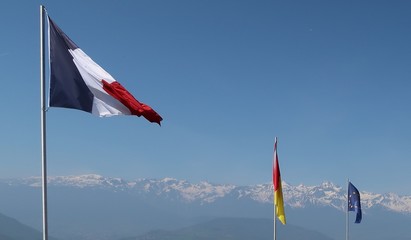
[1,0,411,195]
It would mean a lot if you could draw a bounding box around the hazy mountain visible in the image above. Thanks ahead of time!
[1,174,410,240]
[0,212,57,240]
[122,217,333,240]
[9,174,411,213]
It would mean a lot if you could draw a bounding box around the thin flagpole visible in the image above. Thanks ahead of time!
[273,206,277,240]
[40,5,49,240]
[273,137,277,240]
[346,178,349,240]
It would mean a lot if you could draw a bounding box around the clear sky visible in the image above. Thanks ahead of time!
[1,0,411,195]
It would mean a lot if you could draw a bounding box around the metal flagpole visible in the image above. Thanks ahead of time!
[346,178,349,240]
[273,205,277,240]
[273,137,277,240]
[40,5,49,240]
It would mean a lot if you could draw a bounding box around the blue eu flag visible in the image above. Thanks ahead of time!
[348,182,362,223]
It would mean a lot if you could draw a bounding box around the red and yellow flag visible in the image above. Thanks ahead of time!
[273,138,286,225]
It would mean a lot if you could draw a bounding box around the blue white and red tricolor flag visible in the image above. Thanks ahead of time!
[48,16,162,125]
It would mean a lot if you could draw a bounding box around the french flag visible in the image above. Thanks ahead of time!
[48,16,162,125]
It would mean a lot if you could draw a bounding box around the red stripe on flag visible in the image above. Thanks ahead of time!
[102,80,163,125]
[273,140,280,191]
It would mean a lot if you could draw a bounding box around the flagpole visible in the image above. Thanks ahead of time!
[346,178,349,240]
[273,205,277,240]
[273,136,277,240]
[40,5,49,240]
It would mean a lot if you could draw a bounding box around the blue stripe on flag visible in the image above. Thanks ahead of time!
[48,17,94,113]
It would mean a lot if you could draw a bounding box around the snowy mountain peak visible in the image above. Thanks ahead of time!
[12,174,128,189]
[4,175,411,214]
[320,181,342,191]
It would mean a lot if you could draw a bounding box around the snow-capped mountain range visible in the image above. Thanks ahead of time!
[5,174,411,214]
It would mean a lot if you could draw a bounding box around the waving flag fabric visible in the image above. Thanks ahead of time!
[273,138,286,225]
[48,16,162,125]
[348,182,362,223]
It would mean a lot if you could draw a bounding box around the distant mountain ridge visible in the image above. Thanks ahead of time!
[0,212,56,240]
[123,217,333,240]
[1,174,411,240]
[4,174,411,214]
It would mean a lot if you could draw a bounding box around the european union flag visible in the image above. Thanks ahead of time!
[348,182,362,223]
